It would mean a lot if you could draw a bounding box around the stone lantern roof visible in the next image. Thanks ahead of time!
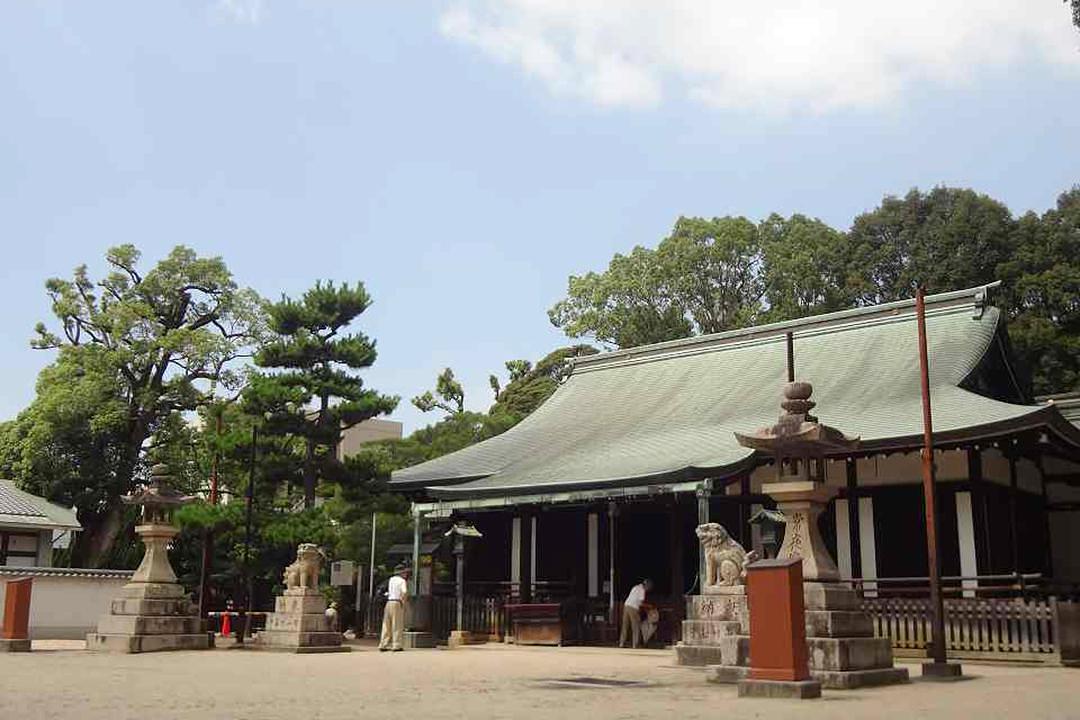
[734,381,859,457]
[122,464,194,510]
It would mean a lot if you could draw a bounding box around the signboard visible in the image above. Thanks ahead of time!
[330,560,355,586]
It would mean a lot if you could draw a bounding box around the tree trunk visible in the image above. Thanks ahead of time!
[303,438,317,509]
[73,504,127,568]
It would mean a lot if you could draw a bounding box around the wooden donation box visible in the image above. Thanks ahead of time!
[746,557,809,682]
[2,578,33,651]
[506,603,564,646]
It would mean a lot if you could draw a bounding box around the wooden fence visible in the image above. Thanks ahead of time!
[862,596,1078,663]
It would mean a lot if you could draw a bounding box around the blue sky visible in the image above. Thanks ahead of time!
[1,1,1078,433]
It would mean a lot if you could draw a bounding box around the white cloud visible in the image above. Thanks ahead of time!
[215,0,263,25]
[438,1,1080,112]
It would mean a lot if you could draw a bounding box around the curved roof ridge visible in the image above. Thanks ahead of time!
[571,282,1000,374]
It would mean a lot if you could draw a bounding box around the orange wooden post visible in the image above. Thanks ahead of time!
[747,557,809,682]
[2,578,33,648]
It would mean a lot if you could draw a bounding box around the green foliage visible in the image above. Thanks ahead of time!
[412,368,465,415]
[846,187,1014,304]
[548,245,693,347]
[998,189,1080,394]
[550,186,1080,397]
[4,245,261,566]
[249,281,398,507]
[490,345,598,419]
[759,213,855,321]
[658,216,763,333]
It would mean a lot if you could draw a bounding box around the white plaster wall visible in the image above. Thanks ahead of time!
[0,573,131,639]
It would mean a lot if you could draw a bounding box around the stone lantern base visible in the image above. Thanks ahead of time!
[255,588,350,653]
[87,581,213,654]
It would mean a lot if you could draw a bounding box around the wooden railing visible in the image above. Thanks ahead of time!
[852,575,1080,663]
[430,593,509,641]
[862,597,1062,661]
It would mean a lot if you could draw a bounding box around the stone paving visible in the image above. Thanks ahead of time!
[2,641,1077,720]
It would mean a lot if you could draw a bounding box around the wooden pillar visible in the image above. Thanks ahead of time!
[520,511,533,603]
[738,476,752,549]
[696,480,711,587]
[1036,454,1054,578]
[846,459,861,578]
[510,516,522,597]
[955,491,979,597]
[1007,443,1020,575]
[669,501,684,605]
[607,501,618,622]
[967,448,992,574]
[587,511,600,598]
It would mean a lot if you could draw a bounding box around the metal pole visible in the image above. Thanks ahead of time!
[239,423,257,644]
[786,331,795,382]
[198,409,222,618]
[366,512,377,636]
[355,562,363,634]
[916,288,948,667]
[411,510,422,598]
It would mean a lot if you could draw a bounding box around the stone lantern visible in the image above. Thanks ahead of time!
[446,521,482,648]
[708,381,909,688]
[87,462,212,653]
[734,381,856,582]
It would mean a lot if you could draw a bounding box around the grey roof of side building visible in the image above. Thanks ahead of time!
[0,480,82,532]
[391,284,1080,500]
[1038,392,1080,428]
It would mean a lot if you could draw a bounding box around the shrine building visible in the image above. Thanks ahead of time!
[390,284,1080,655]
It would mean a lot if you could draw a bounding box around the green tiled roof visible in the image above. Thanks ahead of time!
[391,285,1080,500]
[0,480,82,531]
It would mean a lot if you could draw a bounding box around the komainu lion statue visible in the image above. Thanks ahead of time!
[696,523,758,588]
[283,543,323,591]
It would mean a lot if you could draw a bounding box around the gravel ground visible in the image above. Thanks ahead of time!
[2,641,1078,720]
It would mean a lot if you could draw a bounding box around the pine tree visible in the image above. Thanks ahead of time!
[246,281,398,508]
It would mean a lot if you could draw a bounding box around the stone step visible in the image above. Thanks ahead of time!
[265,613,333,633]
[812,667,910,689]
[706,664,751,683]
[680,620,743,646]
[675,644,728,667]
[805,610,875,638]
[807,637,896,672]
[803,582,859,610]
[86,632,213,654]
[111,598,196,617]
[116,582,186,600]
[256,630,344,649]
[94,615,204,636]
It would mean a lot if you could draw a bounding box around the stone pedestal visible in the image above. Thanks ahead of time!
[256,588,350,653]
[675,589,748,666]
[0,638,31,652]
[708,583,907,688]
[707,480,908,689]
[87,522,212,654]
[738,679,822,699]
[707,582,908,688]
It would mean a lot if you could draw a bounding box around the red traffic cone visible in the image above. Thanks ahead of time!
[221,612,232,638]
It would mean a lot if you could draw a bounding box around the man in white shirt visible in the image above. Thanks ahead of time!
[619,578,653,648]
[379,566,412,652]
